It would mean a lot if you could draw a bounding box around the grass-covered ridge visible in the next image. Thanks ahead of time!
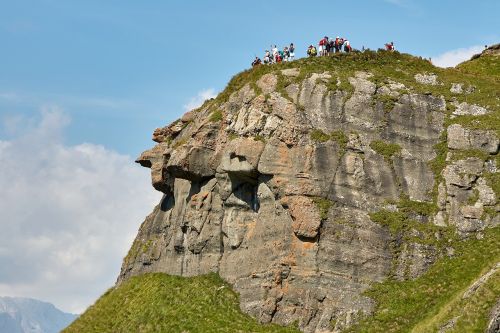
[217,49,498,112]
[64,273,299,333]
[346,226,500,333]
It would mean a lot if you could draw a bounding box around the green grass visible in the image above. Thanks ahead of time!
[397,194,436,216]
[372,93,399,112]
[64,273,300,333]
[209,109,223,122]
[446,113,500,137]
[370,140,402,160]
[312,197,333,220]
[310,130,349,155]
[484,171,500,197]
[413,266,499,333]
[347,226,500,333]
[253,134,267,143]
[330,130,349,152]
[310,129,330,143]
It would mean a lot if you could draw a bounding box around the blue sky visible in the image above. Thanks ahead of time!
[0,1,498,313]
[1,0,499,156]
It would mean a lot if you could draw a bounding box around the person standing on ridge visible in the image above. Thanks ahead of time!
[344,39,351,53]
[272,45,279,61]
[335,36,341,53]
[283,46,290,61]
[264,50,272,64]
[319,36,328,56]
[385,41,395,51]
[289,43,295,61]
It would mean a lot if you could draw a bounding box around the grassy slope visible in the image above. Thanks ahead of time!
[64,273,299,333]
[347,227,499,333]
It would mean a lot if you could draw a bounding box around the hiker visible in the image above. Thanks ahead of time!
[272,45,279,60]
[334,36,341,53]
[283,47,290,62]
[328,39,335,54]
[275,51,283,63]
[264,50,272,64]
[385,41,395,51]
[319,36,328,56]
[252,56,262,67]
[344,39,351,53]
[307,45,317,57]
[289,43,295,60]
[325,38,332,55]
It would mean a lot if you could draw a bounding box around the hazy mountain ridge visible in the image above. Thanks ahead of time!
[0,297,77,333]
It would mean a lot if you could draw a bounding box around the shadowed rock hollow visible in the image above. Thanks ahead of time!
[118,50,499,333]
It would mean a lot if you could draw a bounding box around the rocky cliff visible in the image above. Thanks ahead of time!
[118,48,499,332]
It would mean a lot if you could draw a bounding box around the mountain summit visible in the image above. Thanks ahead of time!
[67,47,499,333]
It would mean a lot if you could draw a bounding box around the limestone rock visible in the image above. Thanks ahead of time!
[447,124,499,153]
[450,83,463,94]
[452,102,489,116]
[120,65,498,332]
[281,196,322,239]
[281,68,300,77]
[415,73,439,85]
[256,73,278,94]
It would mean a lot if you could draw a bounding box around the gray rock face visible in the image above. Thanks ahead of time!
[415,73,439,85]
[452,102,490,116]
[447,124,499,154]
[119,69,498,332]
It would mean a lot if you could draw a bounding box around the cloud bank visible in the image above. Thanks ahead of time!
[0,108,161,313]
[432,45,485,68]
[183,88,217,111]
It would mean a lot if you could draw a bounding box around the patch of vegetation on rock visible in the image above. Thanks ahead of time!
[330,130,349,152]
[373,93,399,112]
[209,109,223,122]
[253,134,266,143]
[310,129,330,143]
[312,197,333,220]
[310,129,349,154]
[370,140,402,160]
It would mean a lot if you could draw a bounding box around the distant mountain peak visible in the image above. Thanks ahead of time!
[0,297,77,333]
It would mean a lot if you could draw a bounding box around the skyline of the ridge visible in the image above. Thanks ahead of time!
[0,0,498,314]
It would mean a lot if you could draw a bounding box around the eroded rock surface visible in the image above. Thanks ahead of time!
[119,68,498,333]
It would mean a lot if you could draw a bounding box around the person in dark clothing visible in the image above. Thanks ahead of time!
[252,56,262,67]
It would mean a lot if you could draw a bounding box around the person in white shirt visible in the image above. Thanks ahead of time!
[344,39,351,52]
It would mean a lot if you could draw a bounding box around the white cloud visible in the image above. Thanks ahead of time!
[183,88,217,111]
[432,45,485,68]
[0,108,162,313]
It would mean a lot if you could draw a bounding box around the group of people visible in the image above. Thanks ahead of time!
[251,38,396,66]
[252,43,296,67]
[309,36,352,57]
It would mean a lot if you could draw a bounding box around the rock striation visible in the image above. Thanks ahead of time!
[119,53,498,332]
